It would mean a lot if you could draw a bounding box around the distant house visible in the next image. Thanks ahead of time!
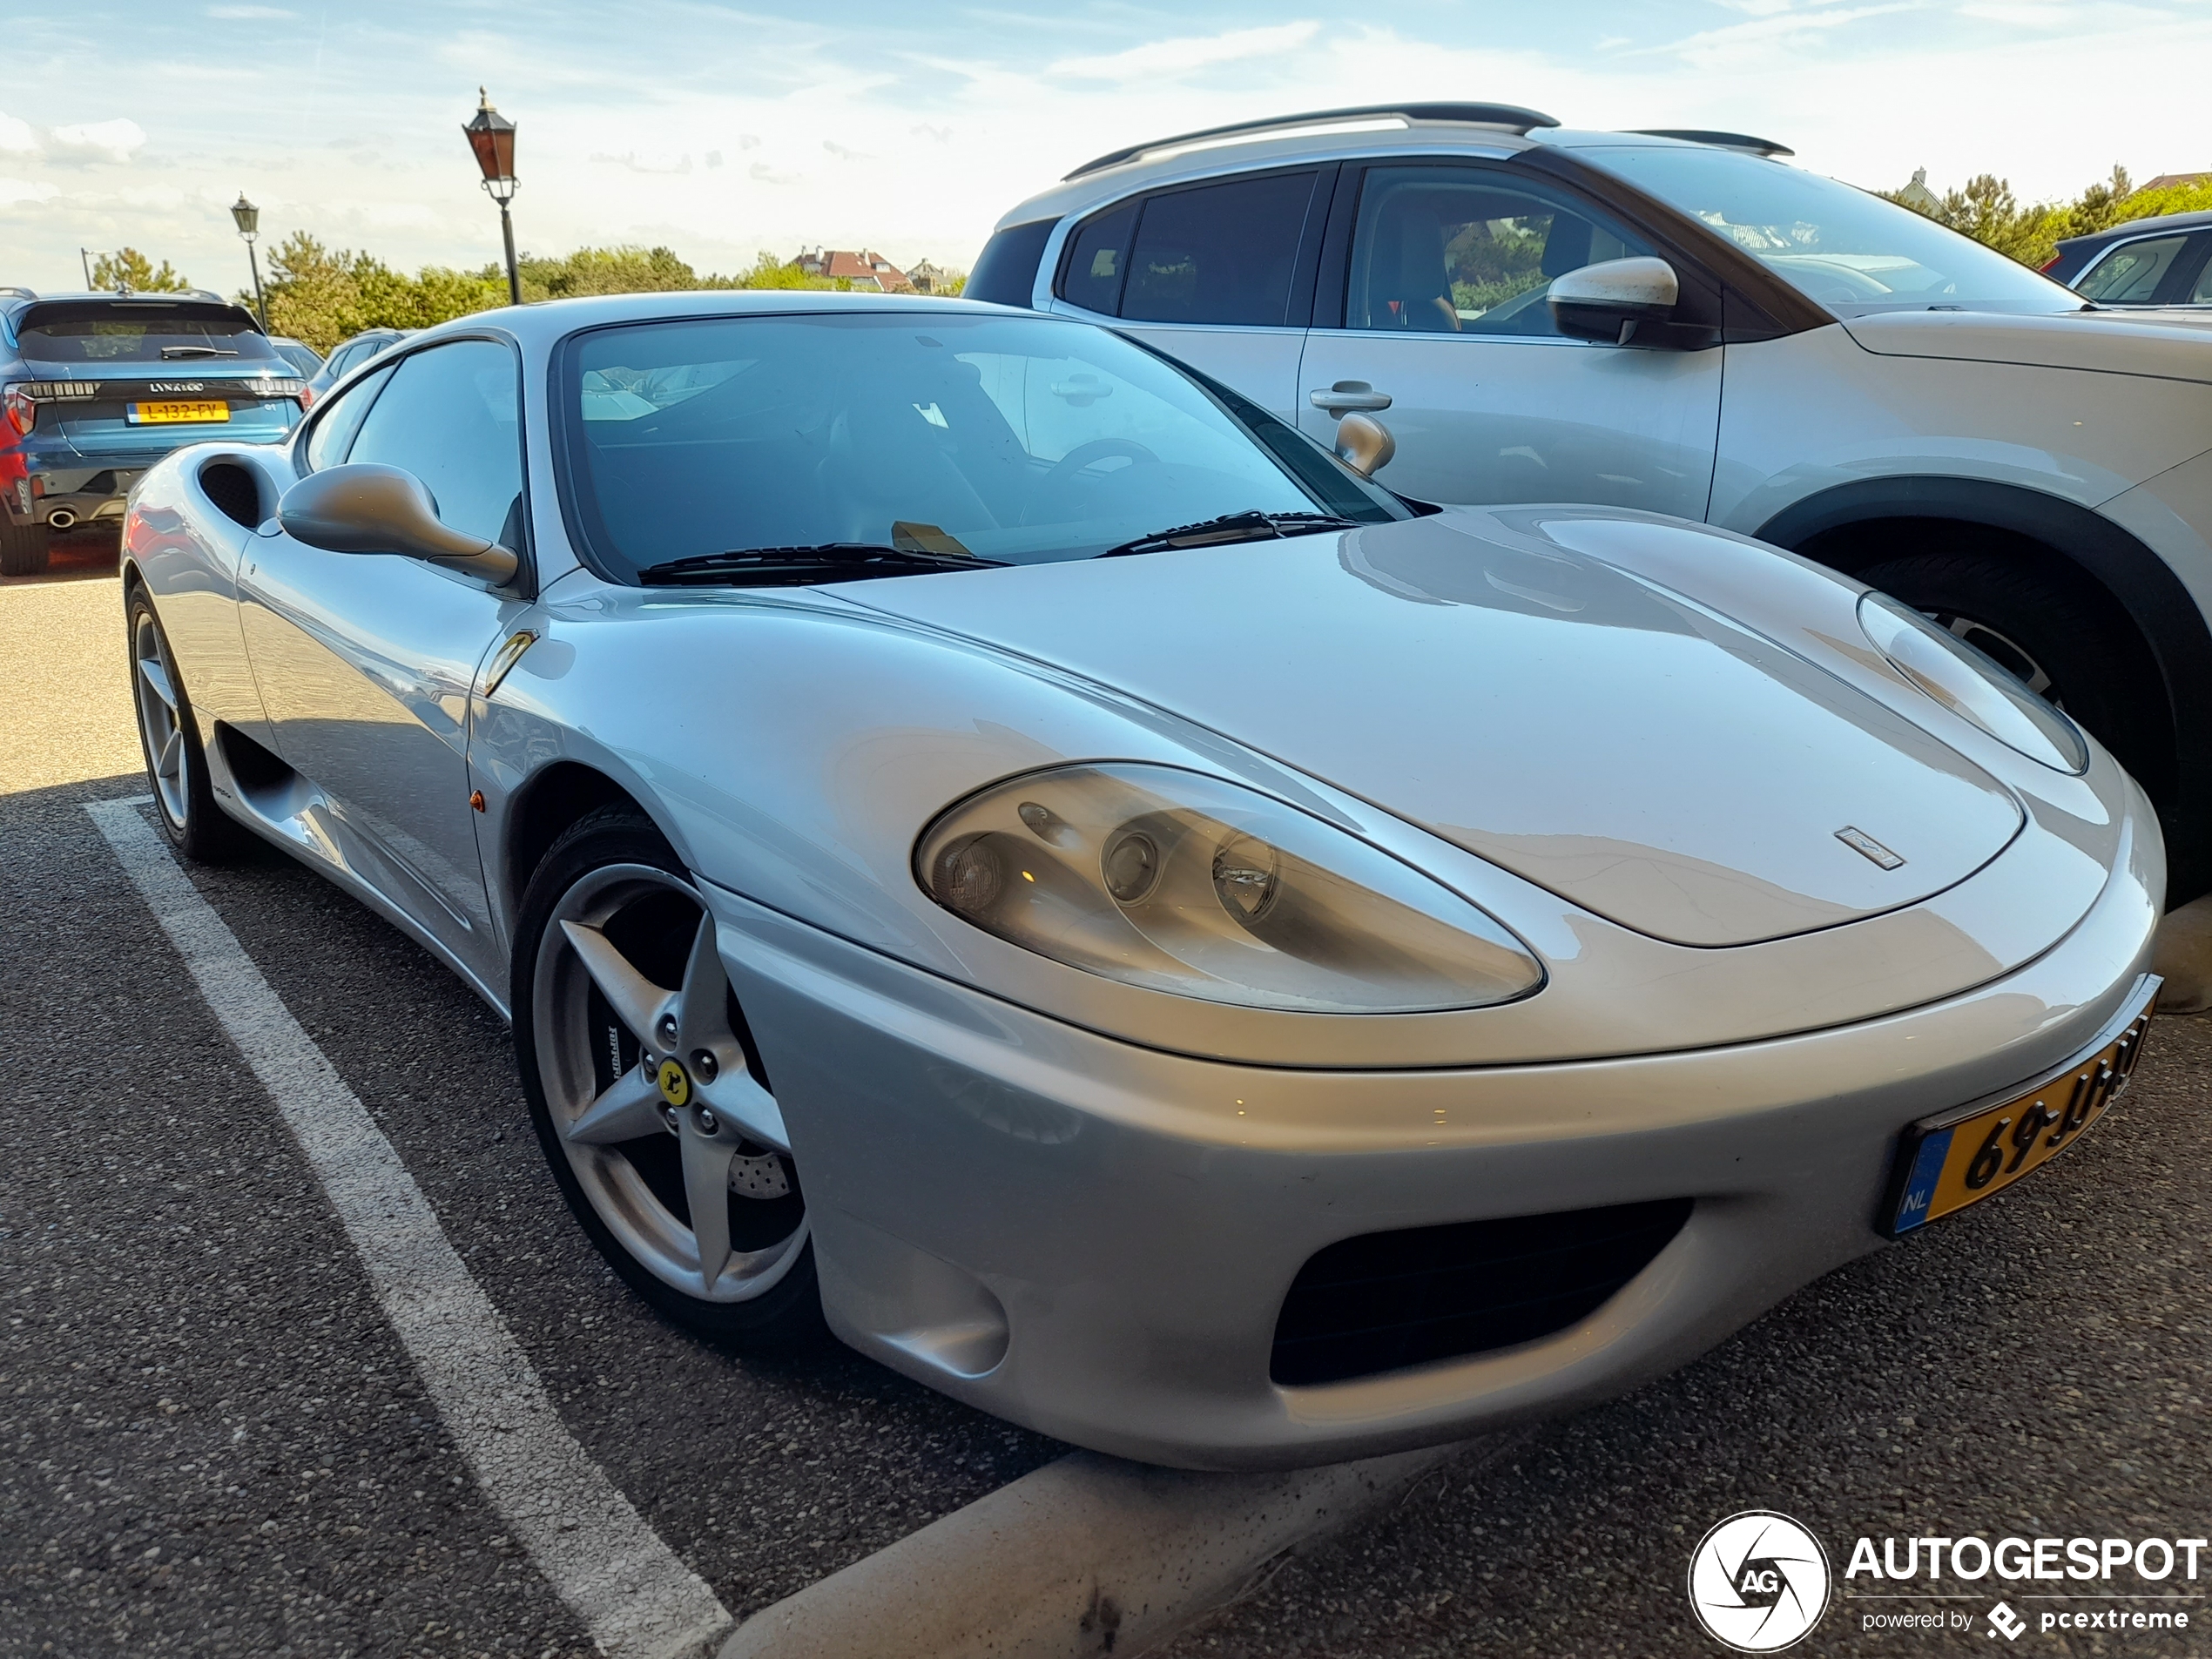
[907,259,948,294]
[1896,167,1942,214]
[794,248,910,291]
[2142,172,2212,192]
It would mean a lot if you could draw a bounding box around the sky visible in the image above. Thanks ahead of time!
[3,0,2208,298]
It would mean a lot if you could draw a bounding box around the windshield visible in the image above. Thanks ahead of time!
[560,311,1403,583]
[17,301,286,365]
[1580,145,2085,317]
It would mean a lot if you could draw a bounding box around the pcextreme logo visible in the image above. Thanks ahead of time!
[1687,1511,1833,1652]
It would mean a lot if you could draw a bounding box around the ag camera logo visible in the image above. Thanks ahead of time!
[1688,1510,1832,1651]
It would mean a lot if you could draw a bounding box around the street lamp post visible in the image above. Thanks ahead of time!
[231,193,269,331]
[462,88,522,307]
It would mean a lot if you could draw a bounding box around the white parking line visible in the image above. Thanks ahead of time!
[86,799,734,1659]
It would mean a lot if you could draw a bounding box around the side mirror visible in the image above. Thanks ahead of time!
[1335,411,1397,479]
[1548,256,1683,345]
[278,462,518,585]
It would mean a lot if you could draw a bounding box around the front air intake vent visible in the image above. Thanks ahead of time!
[1271,1197,1693,1386]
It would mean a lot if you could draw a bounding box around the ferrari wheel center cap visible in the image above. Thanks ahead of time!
[656,1057,692,1109]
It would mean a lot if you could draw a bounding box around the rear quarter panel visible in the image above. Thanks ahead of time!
[125,446,281,745]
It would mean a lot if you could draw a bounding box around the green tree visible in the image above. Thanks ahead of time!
[1886,162,2212,273]
[89,248,192,293]
[261,232,505,352]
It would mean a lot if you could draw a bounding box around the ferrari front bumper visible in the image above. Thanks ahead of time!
[707,786,2161,1470]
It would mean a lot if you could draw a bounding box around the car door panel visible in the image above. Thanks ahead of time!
[235,337,524,986]
[1296,159,1723,519]
[239,537,509,962]
[1297,331,1723,516]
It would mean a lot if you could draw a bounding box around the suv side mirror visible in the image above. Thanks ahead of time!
[1548,257,1683,345]
[1335,411,1397,478]
[279,462,518,585]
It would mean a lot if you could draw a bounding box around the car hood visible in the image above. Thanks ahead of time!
[844,511,2026,948]
[1841,306,2212,385]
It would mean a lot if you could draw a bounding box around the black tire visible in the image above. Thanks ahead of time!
[1,516,50,577]
[125,585,251,861]
[1853,544,2173,804]
[512,805,824,1346]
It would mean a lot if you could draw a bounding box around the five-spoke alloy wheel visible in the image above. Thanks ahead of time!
[127,586,245,861]
[514,806,820,1342]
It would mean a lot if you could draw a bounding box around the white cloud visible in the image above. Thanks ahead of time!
[1644,4,1918,67]
[1957,1,2071,23]
[0,111,36,155]
[1049,22,1320,83]
[48,118,148,164]
[590,150,694,174]
[0,177,62,205]
[206,3,296,17]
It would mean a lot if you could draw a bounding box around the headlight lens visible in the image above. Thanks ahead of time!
[916,764,1543,1013]
[1857,591,2087,773]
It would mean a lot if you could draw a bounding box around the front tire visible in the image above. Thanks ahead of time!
[513,806,822,1345]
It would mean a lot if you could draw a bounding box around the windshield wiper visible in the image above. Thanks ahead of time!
[1100,509,1361,559]
[159,345,240,359]
[638,543,1009,589]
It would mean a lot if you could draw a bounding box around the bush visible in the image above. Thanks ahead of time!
[259,235,966,351]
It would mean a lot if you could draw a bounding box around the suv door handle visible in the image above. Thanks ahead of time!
[1309,382,1393,413]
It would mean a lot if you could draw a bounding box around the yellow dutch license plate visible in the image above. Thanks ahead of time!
[1885,977,2158,1237]
[128,400,230,425]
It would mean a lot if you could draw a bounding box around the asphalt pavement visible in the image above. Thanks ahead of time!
[3,563,2209,1658]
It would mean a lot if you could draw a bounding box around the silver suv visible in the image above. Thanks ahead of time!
[974,105,2212,903]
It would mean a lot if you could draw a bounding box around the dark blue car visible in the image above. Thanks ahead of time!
[1,288,305,575]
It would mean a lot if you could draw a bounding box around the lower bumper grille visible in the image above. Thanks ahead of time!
[1271,1197,1694,1386]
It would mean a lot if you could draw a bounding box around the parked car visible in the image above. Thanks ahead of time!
[122,293,2157,1467]
[300,327,409,409]
[972,106,2212,905]
[0,287,307,575]
[2045,209,2212,306]
[267,335,326,380]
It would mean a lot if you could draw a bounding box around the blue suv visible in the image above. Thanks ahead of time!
[1,287,305,575]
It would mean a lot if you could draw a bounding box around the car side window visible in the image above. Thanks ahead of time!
[302,361,398,471]
[1058,200,1140,315]
[344,339,524,549]
[2076,235,2189,304]
[1116,171,1320,327]
[1342,165,1649,337]
[2190,239,2212,305]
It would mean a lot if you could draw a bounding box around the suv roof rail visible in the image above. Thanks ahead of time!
[1064,102,1562,181]
[1629,128,1794,158]
[0,285,35,300]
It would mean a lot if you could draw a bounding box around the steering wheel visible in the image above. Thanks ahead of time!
[1040,438,1159,490]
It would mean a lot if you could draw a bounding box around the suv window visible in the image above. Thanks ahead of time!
[1065,171,1319,327]
[2076,234,2189,304]
[2191,238,2212,304]
[17,300,283,365]
[1344,165,1648,336]
[344,340,523,548]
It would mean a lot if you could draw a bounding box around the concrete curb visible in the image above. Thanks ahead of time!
[720,1436,1510,1659]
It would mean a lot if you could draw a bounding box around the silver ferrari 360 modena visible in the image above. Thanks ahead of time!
[121,292,2160,1470]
